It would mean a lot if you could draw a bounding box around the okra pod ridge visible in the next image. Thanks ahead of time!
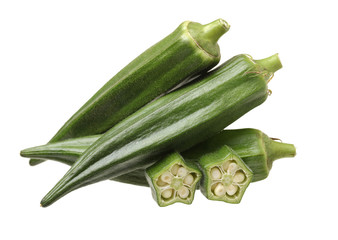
[30,18,229,166]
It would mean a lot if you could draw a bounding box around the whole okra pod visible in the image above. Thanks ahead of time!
[30,18,230,166]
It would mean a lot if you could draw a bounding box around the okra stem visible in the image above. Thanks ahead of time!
[267,140,296,162]
[255,53,282,73]
[200,19,230,43]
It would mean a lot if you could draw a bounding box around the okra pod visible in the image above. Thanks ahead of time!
[30,18,229,166]
[40,54,281,207]
[21,129,295,188]
[184,128,296,182]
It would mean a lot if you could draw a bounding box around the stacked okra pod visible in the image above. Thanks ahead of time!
[21,18,296,207]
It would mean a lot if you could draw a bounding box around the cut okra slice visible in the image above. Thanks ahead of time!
[198,145,253,204]
[145,152,202,207]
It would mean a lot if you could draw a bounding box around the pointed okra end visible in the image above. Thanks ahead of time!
[29,158,44,166]
[199,146,253,204]
[145,152,201,207]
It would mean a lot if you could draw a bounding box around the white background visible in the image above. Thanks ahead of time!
[1,0,337,239]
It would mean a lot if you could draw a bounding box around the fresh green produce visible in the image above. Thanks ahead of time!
[145,152,201,206]
[21,128,295,187]
[30,18,230,166]
[23,135,101,166]
[185,128,296,182]
[39,53,282,207]
[189,145,252,203]
[21,135,149,186]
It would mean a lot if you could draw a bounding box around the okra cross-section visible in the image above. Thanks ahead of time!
[145,152,201,207]
[198,145,253,204]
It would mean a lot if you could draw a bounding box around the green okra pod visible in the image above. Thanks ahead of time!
[184,128,296,182]
[21,135,149,187]
[21,128,295,188]
[145,152,201,207]
[39,53,281,207]
[30,18,229,166]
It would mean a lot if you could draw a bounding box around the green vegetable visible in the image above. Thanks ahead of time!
[30,18,230,166]
[21,135,149,187]
[23,135,101,166]
[184,128,296,182]
[38,53,281,207]
[190,145,252,203]
[21,128,295,188]
[145,152,201,206]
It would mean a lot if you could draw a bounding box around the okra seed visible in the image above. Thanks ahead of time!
[160,172,173,183]
[156,178,168,187]
[211,183,218,192]
[213,183,226,197]
[233,171,245,183]
[228,162,238,174]
[226,184,238,196]
[178,186,189,199]
[171,164,180,176]
[183,174,194,185]
[177,167,188,177]
[222,161,230,172]
[161,189,173,199]
[210,167,222,180]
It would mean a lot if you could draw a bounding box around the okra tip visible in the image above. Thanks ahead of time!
[19,149,42,166]
[40,179,71,207]
[29,159,44,166]
[255,53,282,73]
[19,149,26,158]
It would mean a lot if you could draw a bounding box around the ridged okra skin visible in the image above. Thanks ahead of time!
[22,135,100,166]
[30,19,229,166]
[189,145,253,203]
[40,53,279,207]
[21,128,295,188]
[184,128,296,182]
[21,135,149,187]
[145,152,201,207]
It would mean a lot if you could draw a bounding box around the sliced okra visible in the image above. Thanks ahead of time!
[145,152,201,207]
[197,145,253,204]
